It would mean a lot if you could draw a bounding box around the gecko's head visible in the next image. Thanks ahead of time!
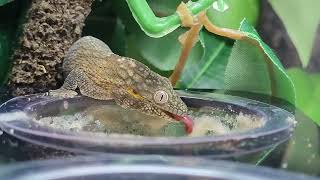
[139,75,188,117]
[113,58,193,133]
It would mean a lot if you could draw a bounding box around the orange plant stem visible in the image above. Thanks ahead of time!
[199,12,246,40]
[170,22,203,86]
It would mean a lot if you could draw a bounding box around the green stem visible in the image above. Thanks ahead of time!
[126,0,215,38]
[255,145,277,165]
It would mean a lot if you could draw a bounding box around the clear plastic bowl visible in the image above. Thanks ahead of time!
[0,91,295,158]
[0,155,315,180]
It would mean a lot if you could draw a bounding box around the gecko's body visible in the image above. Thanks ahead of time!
[50,36,193,133]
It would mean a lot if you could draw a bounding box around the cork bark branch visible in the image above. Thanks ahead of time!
[8,0,93,96]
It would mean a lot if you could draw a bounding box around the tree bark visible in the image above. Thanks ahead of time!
[8,0,93,96]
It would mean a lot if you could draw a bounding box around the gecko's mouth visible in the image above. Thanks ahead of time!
[163,110,193,134]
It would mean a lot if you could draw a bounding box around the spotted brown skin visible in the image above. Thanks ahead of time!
[50,36,192,132]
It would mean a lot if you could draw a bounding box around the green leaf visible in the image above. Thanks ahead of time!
[225,20,295,104]
[147,0,182,16]
[269,0,320,67]
[126,28,203,74]
[282,111,320,175]
[286,69,313,108]
[287,68,320,126]
[207,0,260,29]
[177,30,232,89]
[0,0,13,6]
[83,0,126,56]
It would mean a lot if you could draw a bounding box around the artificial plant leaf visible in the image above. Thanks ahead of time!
[0,0,13,6]
[115,0,184,75]
[109,19,126,56]
[109,0,140,35]
[114,0,205,77]
[225,19,295,104]
[282,111,320,175]
[147,0,182,16]
[286,69,313,109]
[111,0,182,35]
[269,0,320,67]
[126,27,203,73]
[206,0,260,29]
[83,0,126,56]
[287,68,320,126]
[176,30,232,89]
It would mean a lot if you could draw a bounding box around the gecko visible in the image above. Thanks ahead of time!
[49,36,193,134]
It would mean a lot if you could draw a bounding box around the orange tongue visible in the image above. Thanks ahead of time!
[172,114,194,134]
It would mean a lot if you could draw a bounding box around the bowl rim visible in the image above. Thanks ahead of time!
[0,155,314,180]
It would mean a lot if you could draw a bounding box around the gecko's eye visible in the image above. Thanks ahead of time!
[154,90,168,104]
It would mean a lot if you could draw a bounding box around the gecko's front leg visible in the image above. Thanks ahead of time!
[49,69,79,98]
[49,69,112,100]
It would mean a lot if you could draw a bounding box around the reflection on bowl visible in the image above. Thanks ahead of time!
[0,91,295,158]
[0,155,314,180]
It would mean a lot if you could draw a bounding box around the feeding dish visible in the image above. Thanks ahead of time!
[0,91,295,158]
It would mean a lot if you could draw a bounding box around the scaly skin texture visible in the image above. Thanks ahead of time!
[49,36,188,121]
